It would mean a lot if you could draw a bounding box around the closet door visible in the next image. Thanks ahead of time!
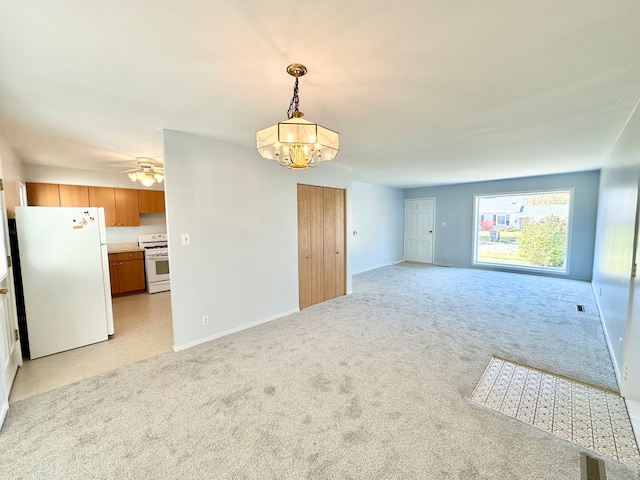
[298,185,324,309]
[297,184,346,309]
[333,188,346,297]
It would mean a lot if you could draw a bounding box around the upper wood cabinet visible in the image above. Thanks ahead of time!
[115,188,140,226]
[26,183,60,206]
[138,190,165,213]
[89,187,140,227]
[59,184,90,207]
[26,182,161,226]
[88,187,117,226]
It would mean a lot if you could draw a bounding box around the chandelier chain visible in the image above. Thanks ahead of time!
[287,77,300,119]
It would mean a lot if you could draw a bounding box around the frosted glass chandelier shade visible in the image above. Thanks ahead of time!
[256,64,339,169]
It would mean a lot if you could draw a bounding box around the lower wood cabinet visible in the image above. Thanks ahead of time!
[108,251,146,296]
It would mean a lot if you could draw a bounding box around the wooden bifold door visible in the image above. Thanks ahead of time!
[297,184,346,309]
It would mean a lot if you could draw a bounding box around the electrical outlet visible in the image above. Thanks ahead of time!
[202,315,209,326]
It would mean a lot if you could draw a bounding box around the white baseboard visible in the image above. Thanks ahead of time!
[626,399,640,445]
[353,259,405,275]
[173,308,300,352]
[591,282,623,390]
[0,400,8,429]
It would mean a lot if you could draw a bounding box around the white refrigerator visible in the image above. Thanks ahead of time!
[15,206,114,359]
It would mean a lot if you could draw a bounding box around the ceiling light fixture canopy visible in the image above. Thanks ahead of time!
[256,64,339,169]
[127,158,164,187]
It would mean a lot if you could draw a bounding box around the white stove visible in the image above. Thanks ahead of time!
[139,233,170,293]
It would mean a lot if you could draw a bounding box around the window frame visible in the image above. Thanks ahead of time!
[471,188,574,275]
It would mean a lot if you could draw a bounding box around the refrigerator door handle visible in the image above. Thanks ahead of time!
[96,207,107,245]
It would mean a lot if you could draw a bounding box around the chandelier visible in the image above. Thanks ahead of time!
[127,158,164,187]
[256,64,339,169]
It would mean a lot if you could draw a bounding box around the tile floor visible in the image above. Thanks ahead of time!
[9,291,173,402]
[471,357,640,470]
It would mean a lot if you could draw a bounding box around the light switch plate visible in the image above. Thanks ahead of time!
[181,233,191,246]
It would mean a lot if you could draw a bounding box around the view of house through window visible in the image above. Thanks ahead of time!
[474,190,572,272]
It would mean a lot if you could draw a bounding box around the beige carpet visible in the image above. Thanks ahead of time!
[1,263,638,479]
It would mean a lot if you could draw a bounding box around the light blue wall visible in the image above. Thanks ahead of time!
[592,102,640,399]
[405,171,600,281]
[351,182,404,274]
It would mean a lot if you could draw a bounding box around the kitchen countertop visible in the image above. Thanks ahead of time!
[107,242,144,253]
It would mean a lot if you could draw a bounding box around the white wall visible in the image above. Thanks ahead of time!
[24,164,166,243]
[592,101,640,399]
[25,164,164,190]
[0,134,26,217]
[351,182,404,274]
[163,130,353,350]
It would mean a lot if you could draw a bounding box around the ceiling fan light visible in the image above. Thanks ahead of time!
[140,176,155,187]
[124,157,164,187]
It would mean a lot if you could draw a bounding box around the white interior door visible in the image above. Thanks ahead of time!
[404,198,435,263]
[0,188,20,390]
[0,179,20,428]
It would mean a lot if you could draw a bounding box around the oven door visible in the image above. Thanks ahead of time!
[145,254,170,283]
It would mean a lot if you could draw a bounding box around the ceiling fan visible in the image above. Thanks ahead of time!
[114,157,164,187]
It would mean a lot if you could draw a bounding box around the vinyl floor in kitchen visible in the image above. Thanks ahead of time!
[9,291,173,403]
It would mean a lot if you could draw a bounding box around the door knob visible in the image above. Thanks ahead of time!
[0,288,7,294]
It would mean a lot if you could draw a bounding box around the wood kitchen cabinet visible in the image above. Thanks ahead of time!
[115,188,140,225]
[59,184,90,207]
[89,187,140,227]
[138,190,165,213]
[109,251,145,296]
[26,183,61,206]
[26,182,161,227]
[108,254,120,294]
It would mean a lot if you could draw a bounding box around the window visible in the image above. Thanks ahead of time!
[473,190,572,273]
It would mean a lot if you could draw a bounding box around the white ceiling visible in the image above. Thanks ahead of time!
[1,1,639,188]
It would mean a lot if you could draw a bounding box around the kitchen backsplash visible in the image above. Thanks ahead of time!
[105,213,167,244]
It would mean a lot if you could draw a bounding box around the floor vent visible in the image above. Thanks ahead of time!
[581,452,606,480]
[576,304,585,312]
